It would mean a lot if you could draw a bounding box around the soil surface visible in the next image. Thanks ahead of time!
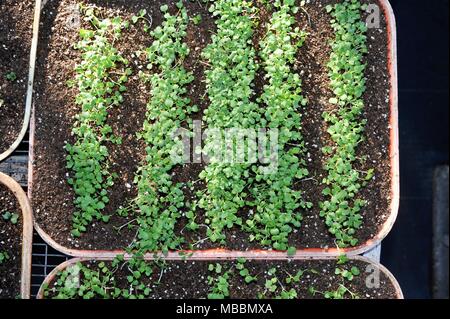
[0,0,34,154]
[44,259,399,299]
[32,0,392,251]
[0,183,23,299]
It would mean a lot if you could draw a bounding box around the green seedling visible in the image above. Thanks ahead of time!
[0,251,9,264]
[2,211,19,224]
[132,9,147,24]
[285,270,304,285]
[259,267,299,300]
[335,266,361,281]
[5,72,17,81]
[337,254,350,265]
[236,258,257,284]
[276,288,298,299]
[309,285,359,300]
[207,263,231,299]
[192,14,202,25]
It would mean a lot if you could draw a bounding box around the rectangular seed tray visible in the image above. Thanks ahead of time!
[36,255,404,299]
[28,0,400,259]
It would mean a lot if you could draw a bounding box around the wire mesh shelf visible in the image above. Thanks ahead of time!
[31,233,69,298]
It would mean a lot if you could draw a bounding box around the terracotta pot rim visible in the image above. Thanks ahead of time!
[28,0,400,259]
[0,0,41,163]
[36,255,404,299]
[0,172,33,299]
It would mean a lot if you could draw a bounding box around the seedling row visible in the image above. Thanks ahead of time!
[41,256,400,299]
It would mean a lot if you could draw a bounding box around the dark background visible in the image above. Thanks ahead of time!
[381,0,449,299]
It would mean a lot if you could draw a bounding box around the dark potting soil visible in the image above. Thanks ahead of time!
[32,0,392,251]
[0,183,22,299]
[45,259,398,299]
[0,0,34,154]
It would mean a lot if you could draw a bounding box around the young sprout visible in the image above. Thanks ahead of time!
[2,211,19,225]
[207,263,232,299]
[335,266,361,281]
[5,72,17,81]
[0,251,9,265]
[192,14,202,25]
[337,254,350,265]
[236,258,258,284]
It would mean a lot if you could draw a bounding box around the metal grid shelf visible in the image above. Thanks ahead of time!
[31,233,69,298]
[0,133,29,187]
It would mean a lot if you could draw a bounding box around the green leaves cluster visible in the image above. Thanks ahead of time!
[1,211,17,265]
[321,0,371,247]
[127,2,196,254]
[207,258,262,299]
[335,265,361,281]
[2,211,19,225]
[310,283,359,299]
[207,263,233,299]
[0,251,8,265]
[308,256,361,299]
[322,264,361,299]
[236,257,257,284]
[44,261,116,299]
[259,267,300,300]
[43,257,155,299]
[245,0,311,251]
[195,0,262,243]
[5,71,16,81]
[207,259,260,299]
[65,7,130,237]
[208,259,311,300]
